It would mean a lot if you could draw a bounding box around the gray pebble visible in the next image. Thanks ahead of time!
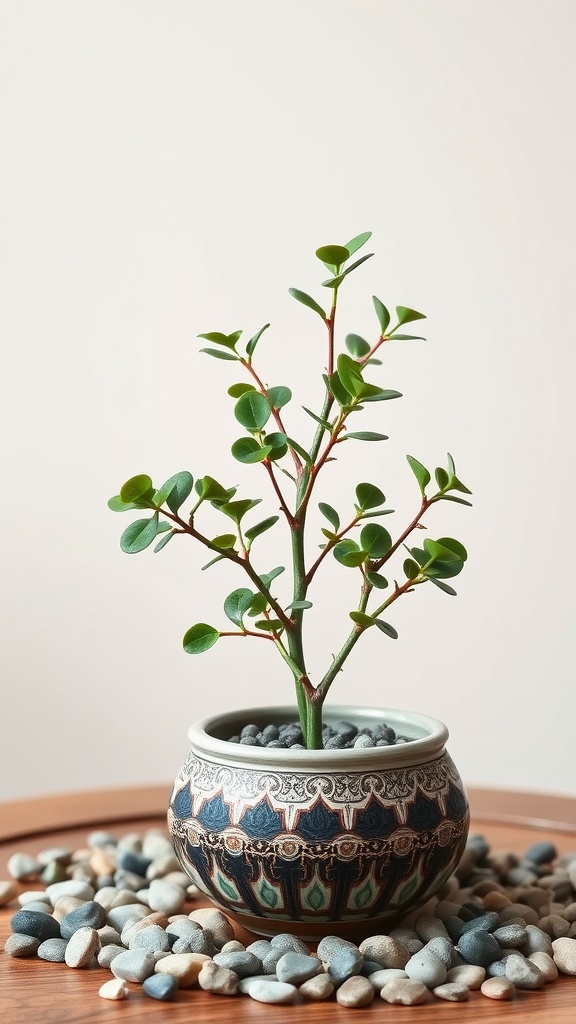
[19,888,50,906]
[270,932,310,955]
[41,863,68,886]
[388,928,424,954]
[38,937,68,963]
[317,934,358,962]
[415,912,450,942]
[328,946,364,985]
[424,936,458,969]
[10,909,61,942]
[98,943,126,969]
[65,926,99,968]
[4,933,40,957]
[198,960,239,995]
[505,953,546,989]
[111,948,156,983]
[37,847,73,867]
[116,869,148,891]
[142,973,178,1000]
[353,734,374,748]
[16,900,52,914]
[458,930,502,968]
[60,900,107,938]
[460,911,500,934]
[276,951,321,985]
[493,924,527,948]
[107,903,150,932]
[45,880,94,906]
[246,980,297,1004]
[97,925,122,946]
[405,950,447,988]
[166,919,201,940]
[172,930,215,955]
[7,854,41,881]
[87,830,117,848]
[213,950,262,977]
[247,938,272,959]
[132,924,171,954]
[359,934,410,968]
[142,831,174,861]
[522,924,554,956]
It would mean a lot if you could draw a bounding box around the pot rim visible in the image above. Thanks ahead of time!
[187,704,449,770]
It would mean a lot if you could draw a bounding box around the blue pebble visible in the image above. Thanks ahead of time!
[524,841,557,865]
[466,834,490,862]
[117,850,152,876]
[10,910,61,942]
[60,900,107,939]
[458,930,502,968]
[445,917,466,942]
[460,912,500,935]
[143,974,178,1000]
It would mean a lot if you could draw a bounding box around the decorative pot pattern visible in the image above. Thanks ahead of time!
[168,708,469,939]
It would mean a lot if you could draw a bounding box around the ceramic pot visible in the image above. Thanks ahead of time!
[168,705,469,939]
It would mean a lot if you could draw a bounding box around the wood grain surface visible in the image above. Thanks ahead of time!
[1,785,575,1023]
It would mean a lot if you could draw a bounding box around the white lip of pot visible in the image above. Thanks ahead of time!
[187,705,449,771]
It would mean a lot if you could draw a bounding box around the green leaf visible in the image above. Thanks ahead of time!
[408,546,428,568]
[200,347,239,361]
[302,406,332,431]
[337,353,365,397]
[435,467,449,490]
[360,509,395,518]
[356,482,386,510]
[224,588,254,628]
[350,611,375,626]
[333,539,365,567]
[360,523,392,557]
[345,334,371,358]
[263,432,288,461]
[321,528,339,542]
[267,385,292,409]
[211,533,236,549]
[288,288,326,320]
[436,537,468,562]
[395,306,426,326]
[437,494,473,507]
[201,554,226,571]
[359,386,402,402]
[323,253,373,288]
[387,333,426,341]
[228,382,256,398]
[198,330,241,350]
[195,476,233,503]
[406,455,431,494]
[428,577,457,596]
[403,558,421,580]
[154,529,176,553]
[318,502,340,531]
[259,566,285,588]
[422,538,465,579]
[108,495,140,512]
[285,600,313,611]
[366,571,388,589]
[285,436,312,465]
[345,432,389,441]
[345,230,372,255]
[231,437,272,464]
[315,244,350,267]
[246,323,270,359]
[219,498,262,524]
[247,593,267,616]
[388,333,426,341]
[373,296,390,334]
[254,619,283,632]
[120,475,154,504]
[235,391,271,432]
[183,623,220,654]
[153,471,194,513]
[120,514,160,554]
[374,619,398,639]
[328,371,351,406]
[245,516,279,542]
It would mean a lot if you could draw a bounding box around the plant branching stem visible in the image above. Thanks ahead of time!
[241,358,302,474]
[370,496,431,572]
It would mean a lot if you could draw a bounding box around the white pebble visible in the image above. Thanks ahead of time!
[99,979,129,1000]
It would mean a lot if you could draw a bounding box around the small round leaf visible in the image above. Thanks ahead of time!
[235,391,272,432]
[120,475,153,504]
[183,623,220,654]
[356,482,385,510]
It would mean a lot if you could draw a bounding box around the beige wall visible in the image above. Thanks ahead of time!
[1,0,575,799]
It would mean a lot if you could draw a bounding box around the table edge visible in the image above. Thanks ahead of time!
[0,784,575,844]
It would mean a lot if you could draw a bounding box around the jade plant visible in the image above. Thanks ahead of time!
[109,232,471,749]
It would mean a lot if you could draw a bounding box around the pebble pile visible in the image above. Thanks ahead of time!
[228,719,411,748]
[3,829,576,1007]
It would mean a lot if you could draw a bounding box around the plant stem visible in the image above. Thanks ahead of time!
[370,497,431,572]
[240,358,302,474]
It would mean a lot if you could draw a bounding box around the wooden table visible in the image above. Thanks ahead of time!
[1,785,575,1022]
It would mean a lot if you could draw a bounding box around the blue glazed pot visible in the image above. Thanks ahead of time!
[168,705,469,940]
